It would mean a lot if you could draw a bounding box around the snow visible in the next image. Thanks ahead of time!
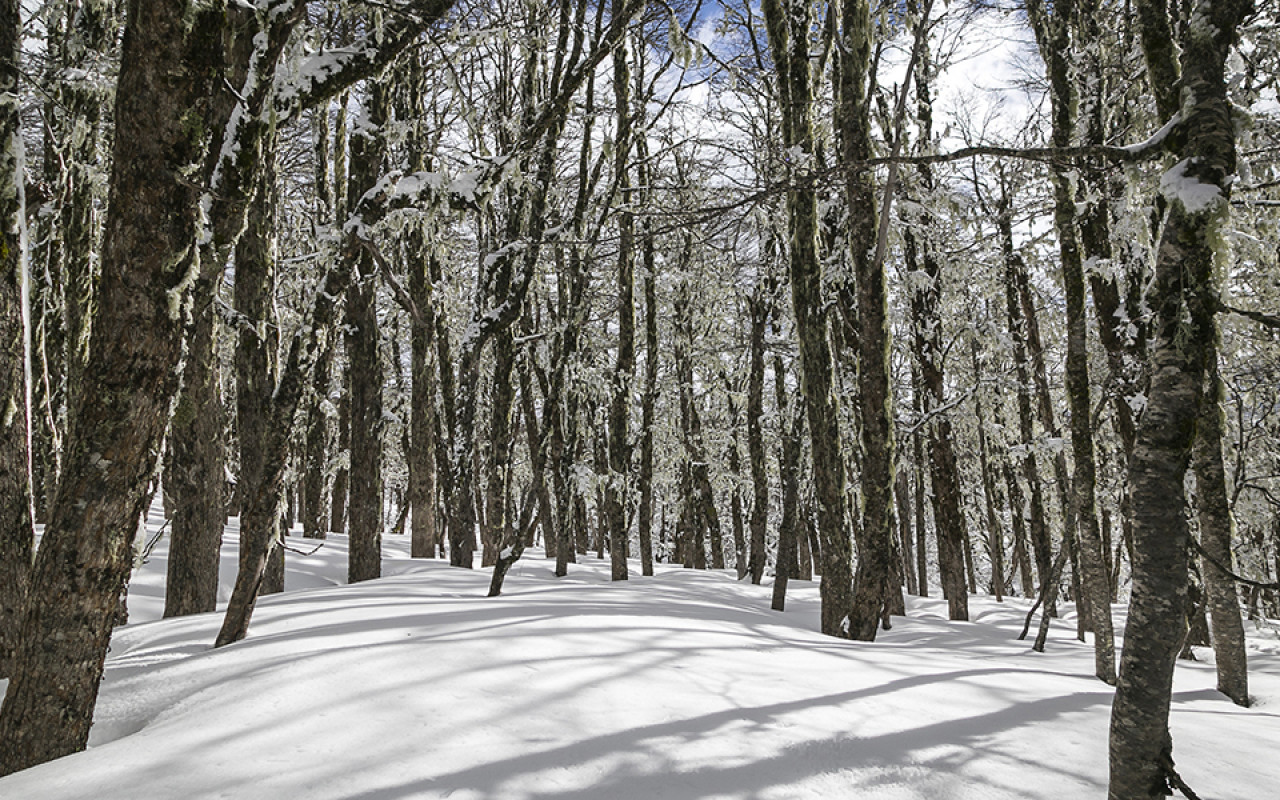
[3,507,1279,799]
[1160,158,1226,215]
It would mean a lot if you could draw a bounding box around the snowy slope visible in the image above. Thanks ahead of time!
[2,519,1279,799]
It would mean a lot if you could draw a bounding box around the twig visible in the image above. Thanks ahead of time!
[281,540,326,557]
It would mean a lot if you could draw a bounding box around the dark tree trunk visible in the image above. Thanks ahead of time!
[771,350,804,611]
[0,0,32,681]
[605,11,635,582]
[0,0,224,772]
[746,282,770,585]
[636,204,658,577]
[164,292,225,616]
[302,344,331,540]
[895,471,917,596]
[1195,356,1249,706]
[902,28,966,621]
[331,370,350,535]
[762,0,852,637]
[1000,206,1055,600]
[235,135,286,597]
[971,340,1004,602]
[345,82,388,585]
[838,0,898,639]
[1026,0,1115,683]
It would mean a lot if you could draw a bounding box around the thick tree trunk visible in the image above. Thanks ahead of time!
[1110,1,1249,792]
[1194,357,1249,706]
[345,83,388,585]
[0,0,32,681]
[0,0,222,772]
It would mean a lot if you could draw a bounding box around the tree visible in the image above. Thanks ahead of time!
[1109,0,1254,793]
[762,0,853,638]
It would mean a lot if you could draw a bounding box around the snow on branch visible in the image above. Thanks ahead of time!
[273,0,458,122]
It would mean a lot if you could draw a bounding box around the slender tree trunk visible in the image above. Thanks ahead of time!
[345,83,388,584]
[605,10,635,581]
[636,205,658,577]
[1194,356,1249,706]
[971,340,1004,602]
[164,290,225,616]
[895,471,917,596]
[1000,207,1055,600]
[772,348,804,611]
[746,284,769,585]
[303,344,331,540]
[1026,0,1115,683]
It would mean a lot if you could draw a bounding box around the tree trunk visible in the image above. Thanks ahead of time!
[771,349,804,611]
[746,283,769,585]
[1110,0,1250,792]
[839,0,898,640]
[345,82,388,584]
[235,133,286,597]
[1194,356,1249,706]
[0,0,32,681]
[971,339,1004,602]
[636,201,658,577]
[605,12,635,581]
[164,290,224,616]
[303,343,331,540]
[1025,0,1115,683]
[762,0,852,637]
[0,0,223,772]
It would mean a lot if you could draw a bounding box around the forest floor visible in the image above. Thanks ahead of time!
[2,506,1279,799]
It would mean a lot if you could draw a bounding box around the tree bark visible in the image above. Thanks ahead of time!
[839,0,898,639]
[345,83,388,584]
[762,0,852,637]
[164,288,225,616]
[0,0,32,681]
[1026,0,1115,684]
[1110,0,1251,792]
[0,0,223,772]
[605,7,635,581]
[1194,355,1249,706]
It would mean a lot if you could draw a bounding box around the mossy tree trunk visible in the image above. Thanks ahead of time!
[1110,0,1251,792]
[0,0,32,682]
[762,0,852,637]
[0,0,226,772]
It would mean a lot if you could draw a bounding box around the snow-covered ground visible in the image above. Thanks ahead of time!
[3,508,1279,799]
